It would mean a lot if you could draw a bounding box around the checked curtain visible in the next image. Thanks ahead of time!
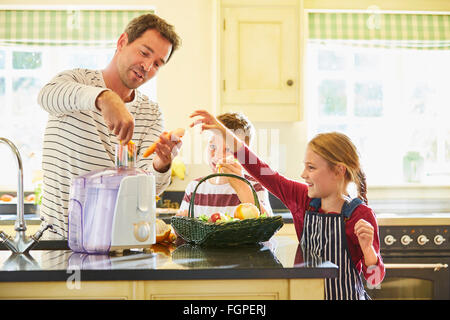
[0,9,154,47]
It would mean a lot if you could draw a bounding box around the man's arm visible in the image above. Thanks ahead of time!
[37,69,108,115]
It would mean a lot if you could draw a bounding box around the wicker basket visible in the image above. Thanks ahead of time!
[171,173,284,247]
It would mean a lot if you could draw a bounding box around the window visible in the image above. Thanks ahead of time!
[0,9,155,191]
[306,12,450,186]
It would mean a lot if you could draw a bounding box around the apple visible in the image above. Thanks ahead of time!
[208,212,222,223]
[234,203,260,220]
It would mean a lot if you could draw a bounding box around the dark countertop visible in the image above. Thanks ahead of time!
[0,212,294,226]
[0,236,337,282]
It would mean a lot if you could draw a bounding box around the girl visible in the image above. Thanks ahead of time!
[190,110,385,300]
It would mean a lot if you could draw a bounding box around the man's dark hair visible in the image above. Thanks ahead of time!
[124,13,181,62]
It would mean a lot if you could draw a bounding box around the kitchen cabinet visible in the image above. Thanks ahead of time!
[276,223,298,242]
[220,0,302,121]
[0,278,322,300]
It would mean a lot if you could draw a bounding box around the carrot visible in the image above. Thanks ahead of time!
[143,128,185,158]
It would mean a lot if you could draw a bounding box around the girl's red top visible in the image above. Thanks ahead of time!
[236,144,385,286]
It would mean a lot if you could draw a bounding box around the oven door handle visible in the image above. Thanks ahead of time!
[385,263,448,271]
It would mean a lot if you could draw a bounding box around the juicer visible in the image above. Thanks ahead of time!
[68,142,156,254]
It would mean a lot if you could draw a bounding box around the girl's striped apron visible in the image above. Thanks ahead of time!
[300,198,370,300]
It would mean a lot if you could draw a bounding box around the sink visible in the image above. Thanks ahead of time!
[0,203,38,215]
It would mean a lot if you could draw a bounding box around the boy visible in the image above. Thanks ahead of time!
[178,112,272,217]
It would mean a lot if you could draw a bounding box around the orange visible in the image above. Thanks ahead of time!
[155,218,172,243]
[25,194,36,202]
[0,194,14,202]
[234,203,260,220]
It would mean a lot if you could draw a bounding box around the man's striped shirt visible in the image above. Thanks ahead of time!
[37,68,171,239]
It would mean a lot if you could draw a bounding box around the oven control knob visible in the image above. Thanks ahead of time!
[417,235,429,246]
[384,235,397,246]
[434,235,446,246]
[400,235,413,246]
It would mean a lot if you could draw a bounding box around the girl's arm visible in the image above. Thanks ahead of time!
[348,207,385,287]
[190,110,307,213]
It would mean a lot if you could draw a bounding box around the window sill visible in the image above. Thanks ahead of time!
[367,184,450,200]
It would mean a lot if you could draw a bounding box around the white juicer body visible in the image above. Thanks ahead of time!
[110,174,156,251]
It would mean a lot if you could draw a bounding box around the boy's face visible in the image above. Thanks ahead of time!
[207,133,245,172]
[207,135,232,172]
[116,29,172,89]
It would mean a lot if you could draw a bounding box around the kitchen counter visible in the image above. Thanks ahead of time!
[0,236,337,300]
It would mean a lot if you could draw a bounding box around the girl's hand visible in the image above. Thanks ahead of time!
[190,109,244,153]
[189,110,226,136]
[354,219,374,251]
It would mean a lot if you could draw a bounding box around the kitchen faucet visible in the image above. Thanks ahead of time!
[0,137,55,254]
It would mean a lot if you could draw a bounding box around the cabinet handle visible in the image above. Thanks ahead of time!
[286,79,294,86]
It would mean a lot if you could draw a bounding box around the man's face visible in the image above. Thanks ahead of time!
[116,29,172,89]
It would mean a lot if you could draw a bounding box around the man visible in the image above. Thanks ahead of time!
[37,13,181,239]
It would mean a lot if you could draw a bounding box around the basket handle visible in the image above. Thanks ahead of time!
[188,173,261,218]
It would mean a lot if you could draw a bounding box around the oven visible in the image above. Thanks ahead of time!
[365,222,450,300]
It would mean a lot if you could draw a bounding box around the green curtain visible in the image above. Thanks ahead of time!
[308,12,450,50]
[0,9,154,47]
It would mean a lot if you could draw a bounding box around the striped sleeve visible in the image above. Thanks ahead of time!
[37,68,109,116]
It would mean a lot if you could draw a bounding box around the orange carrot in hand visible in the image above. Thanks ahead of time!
[143,128,185,158]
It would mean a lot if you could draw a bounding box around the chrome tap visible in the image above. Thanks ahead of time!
[0,137,55,253]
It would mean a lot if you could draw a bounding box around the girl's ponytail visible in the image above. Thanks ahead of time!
[356,169,368,205]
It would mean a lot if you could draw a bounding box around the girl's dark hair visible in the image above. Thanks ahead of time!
[124,13,181,62]
[356,169,368,205]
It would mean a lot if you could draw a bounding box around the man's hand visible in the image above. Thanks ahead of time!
[96,90,135,145]
[152,131,183,173]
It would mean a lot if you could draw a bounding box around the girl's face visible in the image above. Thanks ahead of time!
[301,147,343,199]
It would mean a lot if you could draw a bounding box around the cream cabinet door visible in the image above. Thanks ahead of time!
[221,5,300,121]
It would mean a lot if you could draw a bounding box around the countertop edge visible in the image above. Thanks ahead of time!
[0,266,338,283]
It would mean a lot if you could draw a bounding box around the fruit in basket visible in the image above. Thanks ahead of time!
[207,213,235,224]
[234,203,260,220]
[208,212,223,223]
